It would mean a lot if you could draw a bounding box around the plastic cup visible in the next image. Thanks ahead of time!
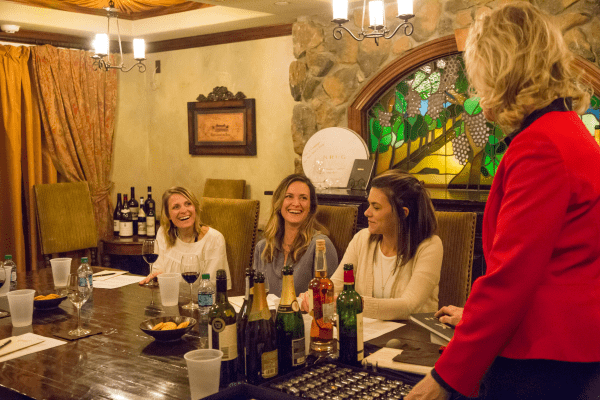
[0,266,12,297]
[157,273,181,307]
[184,349,223,399]
[7,289,35,327]
[50,258,71,289]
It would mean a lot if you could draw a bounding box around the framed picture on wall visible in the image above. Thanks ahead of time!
[187,98,256,156]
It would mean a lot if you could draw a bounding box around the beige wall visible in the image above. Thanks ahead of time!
[111,36,296,226]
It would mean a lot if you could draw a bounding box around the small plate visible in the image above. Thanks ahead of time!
[140,316,197,342]
[34,292,67,310]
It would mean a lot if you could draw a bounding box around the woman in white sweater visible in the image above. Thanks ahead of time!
[139,186,231,289]
[330,170,442,320]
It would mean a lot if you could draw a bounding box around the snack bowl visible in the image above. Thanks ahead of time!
[140,316,197,342]
[33,291,67,310]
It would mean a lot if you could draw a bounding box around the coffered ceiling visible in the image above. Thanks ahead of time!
[0,0,334,43]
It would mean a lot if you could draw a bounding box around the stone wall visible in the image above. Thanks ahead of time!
[290,0,600,172]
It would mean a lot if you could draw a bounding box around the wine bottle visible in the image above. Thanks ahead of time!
[237,268,254,379]
[276,264,306,374]
[128,187,139,235]
[137,196,147,236]
[146,187,156,237]
[119,194,133,237]
[308,239,334,353]
[337,263,364,366]
[208,269,238,388]
[113,193,122,236]
[246,272,278,385]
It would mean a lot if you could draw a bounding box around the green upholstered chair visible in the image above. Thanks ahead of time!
[435,211,477,308]
[315,204,358,261]
[200,197,260,296]
[34,181,99,268]
[203,179,246,199]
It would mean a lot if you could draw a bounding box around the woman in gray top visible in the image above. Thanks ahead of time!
[253,174,338,296]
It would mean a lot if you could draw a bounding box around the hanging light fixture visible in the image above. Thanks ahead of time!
[91,0,146,72]
[332,0,414,46]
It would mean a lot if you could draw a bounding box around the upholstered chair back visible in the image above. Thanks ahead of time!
[203,179,246,199]
[315,205,358,261]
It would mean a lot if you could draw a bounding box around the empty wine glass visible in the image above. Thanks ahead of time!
[67,273,91,336]
[181,255,203,310]
[142,239,159,288]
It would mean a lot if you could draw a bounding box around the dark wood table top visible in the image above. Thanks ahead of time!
[0,267,435,400]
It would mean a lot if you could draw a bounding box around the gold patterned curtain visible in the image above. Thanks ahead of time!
[30,45,117,241]
[0,45,57,273]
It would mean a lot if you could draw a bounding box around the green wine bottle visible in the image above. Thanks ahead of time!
[236,267,254,379]
[245,272,278,384]
[208,269,238,387]
[336,263,364,366]
[276,264,306,374]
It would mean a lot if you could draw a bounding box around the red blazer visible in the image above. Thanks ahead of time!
[434,110,600,397]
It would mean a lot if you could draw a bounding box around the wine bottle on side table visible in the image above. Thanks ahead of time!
[146,188,156,237]
[276,264,306,374]
[208,269,238,388]
[308,239,335,353]
[119,195,133,238]
[128,187,139,236]
[237,268,254,380]
[137,197,147,236]
[113,193,122,236]
[337,263,364,366]
[246,272,278,384]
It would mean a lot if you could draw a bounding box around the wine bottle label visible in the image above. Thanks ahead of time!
[322,302,335,323]
[357,312,364,361]
[308,291,314,313]
[292,337,306,366]
[130,207,138,220]
[119,221,133,236]
[261,349,278,378]
[277,300,300,313]
[210,321,237,361]
[146,217,155,236]
[138,221,147,235]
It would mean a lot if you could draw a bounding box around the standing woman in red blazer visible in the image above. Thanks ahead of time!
[407,2,600,399]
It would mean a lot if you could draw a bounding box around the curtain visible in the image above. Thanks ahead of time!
[0,45,57,274]
[31,45,117,241]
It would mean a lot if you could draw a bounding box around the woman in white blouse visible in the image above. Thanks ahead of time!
[139,186,231,289]
[329,170,442,320]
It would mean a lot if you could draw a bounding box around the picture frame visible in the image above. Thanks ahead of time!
[187,99,256,156]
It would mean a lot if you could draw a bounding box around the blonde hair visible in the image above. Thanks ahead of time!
[262,174,323,264]
[463,2,590,133]
[160,186,204,248]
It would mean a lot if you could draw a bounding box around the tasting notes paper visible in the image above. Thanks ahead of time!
[0,333,66,362]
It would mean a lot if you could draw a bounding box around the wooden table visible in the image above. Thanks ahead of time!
[0,267,434,399]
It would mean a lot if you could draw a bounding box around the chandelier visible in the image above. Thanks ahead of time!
[332,0,414,46]
[91,0,146,72]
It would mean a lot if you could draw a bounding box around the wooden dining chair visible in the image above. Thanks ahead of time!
[203,179,246,199]
[34,181,99,268]
[435,211,477,308]
[199,197,260,296]
[315,204,358,261]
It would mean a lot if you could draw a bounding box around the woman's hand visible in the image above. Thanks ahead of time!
[434,305,463,327]
[405,372,450,400]
[139,271,162,285]
[299,291,310,312]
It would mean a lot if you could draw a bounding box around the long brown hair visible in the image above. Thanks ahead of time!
[370,170,437,269]
[160,186,204,248]
[262,174,323,264]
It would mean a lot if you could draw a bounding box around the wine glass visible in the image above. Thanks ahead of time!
[142,239,159,288]
[0,268,8,318]
[181,255,203,310]
[67,273,91,336]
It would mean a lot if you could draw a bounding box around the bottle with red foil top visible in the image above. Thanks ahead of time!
[337,263,364,366]
[308,239,334,353]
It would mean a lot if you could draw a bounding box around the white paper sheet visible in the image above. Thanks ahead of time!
[93,275,142,289]
[363,317,404,342]
[93,271,127,281]
[362,347,431,375]
[0,333,66,363]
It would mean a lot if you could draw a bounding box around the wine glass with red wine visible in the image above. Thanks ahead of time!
[0,268,7,317]
[181,255,203,310]
[142,239,159,288]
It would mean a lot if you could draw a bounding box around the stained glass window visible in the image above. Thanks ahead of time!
[368,53,600,188]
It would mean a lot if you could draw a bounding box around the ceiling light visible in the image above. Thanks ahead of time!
[91,1,146,73]
[332,0,414,46]
[274,1,290,5]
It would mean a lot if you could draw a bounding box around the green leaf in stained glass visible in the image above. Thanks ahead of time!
[372,103,385,117]
[591,95,600,110]
[438,109,449,127]
[412,71,427,89]
[395,92,408,113]
[370,117,383,139]
[370,133,379,153]
[496,142,507,154]
[456,69,468,94]
[396,81,409,96]
[424,114,436,130]
[493,123,504,140]
[464,97,483,116]
[416,79,432,99]
[447,104,464,118]
[392,117,403,133]
[379,142,390,153]
[380,127,392,146]
[429,71,441,93]
[481,164,491,177]
[406,115,427,141]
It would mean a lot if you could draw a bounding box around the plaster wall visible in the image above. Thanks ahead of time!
[112,35,296,226]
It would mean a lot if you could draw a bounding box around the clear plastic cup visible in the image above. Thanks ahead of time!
[50,258,71,289]
[157,273,181,307]
[184,349,223,399]
[7,289,35,327]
